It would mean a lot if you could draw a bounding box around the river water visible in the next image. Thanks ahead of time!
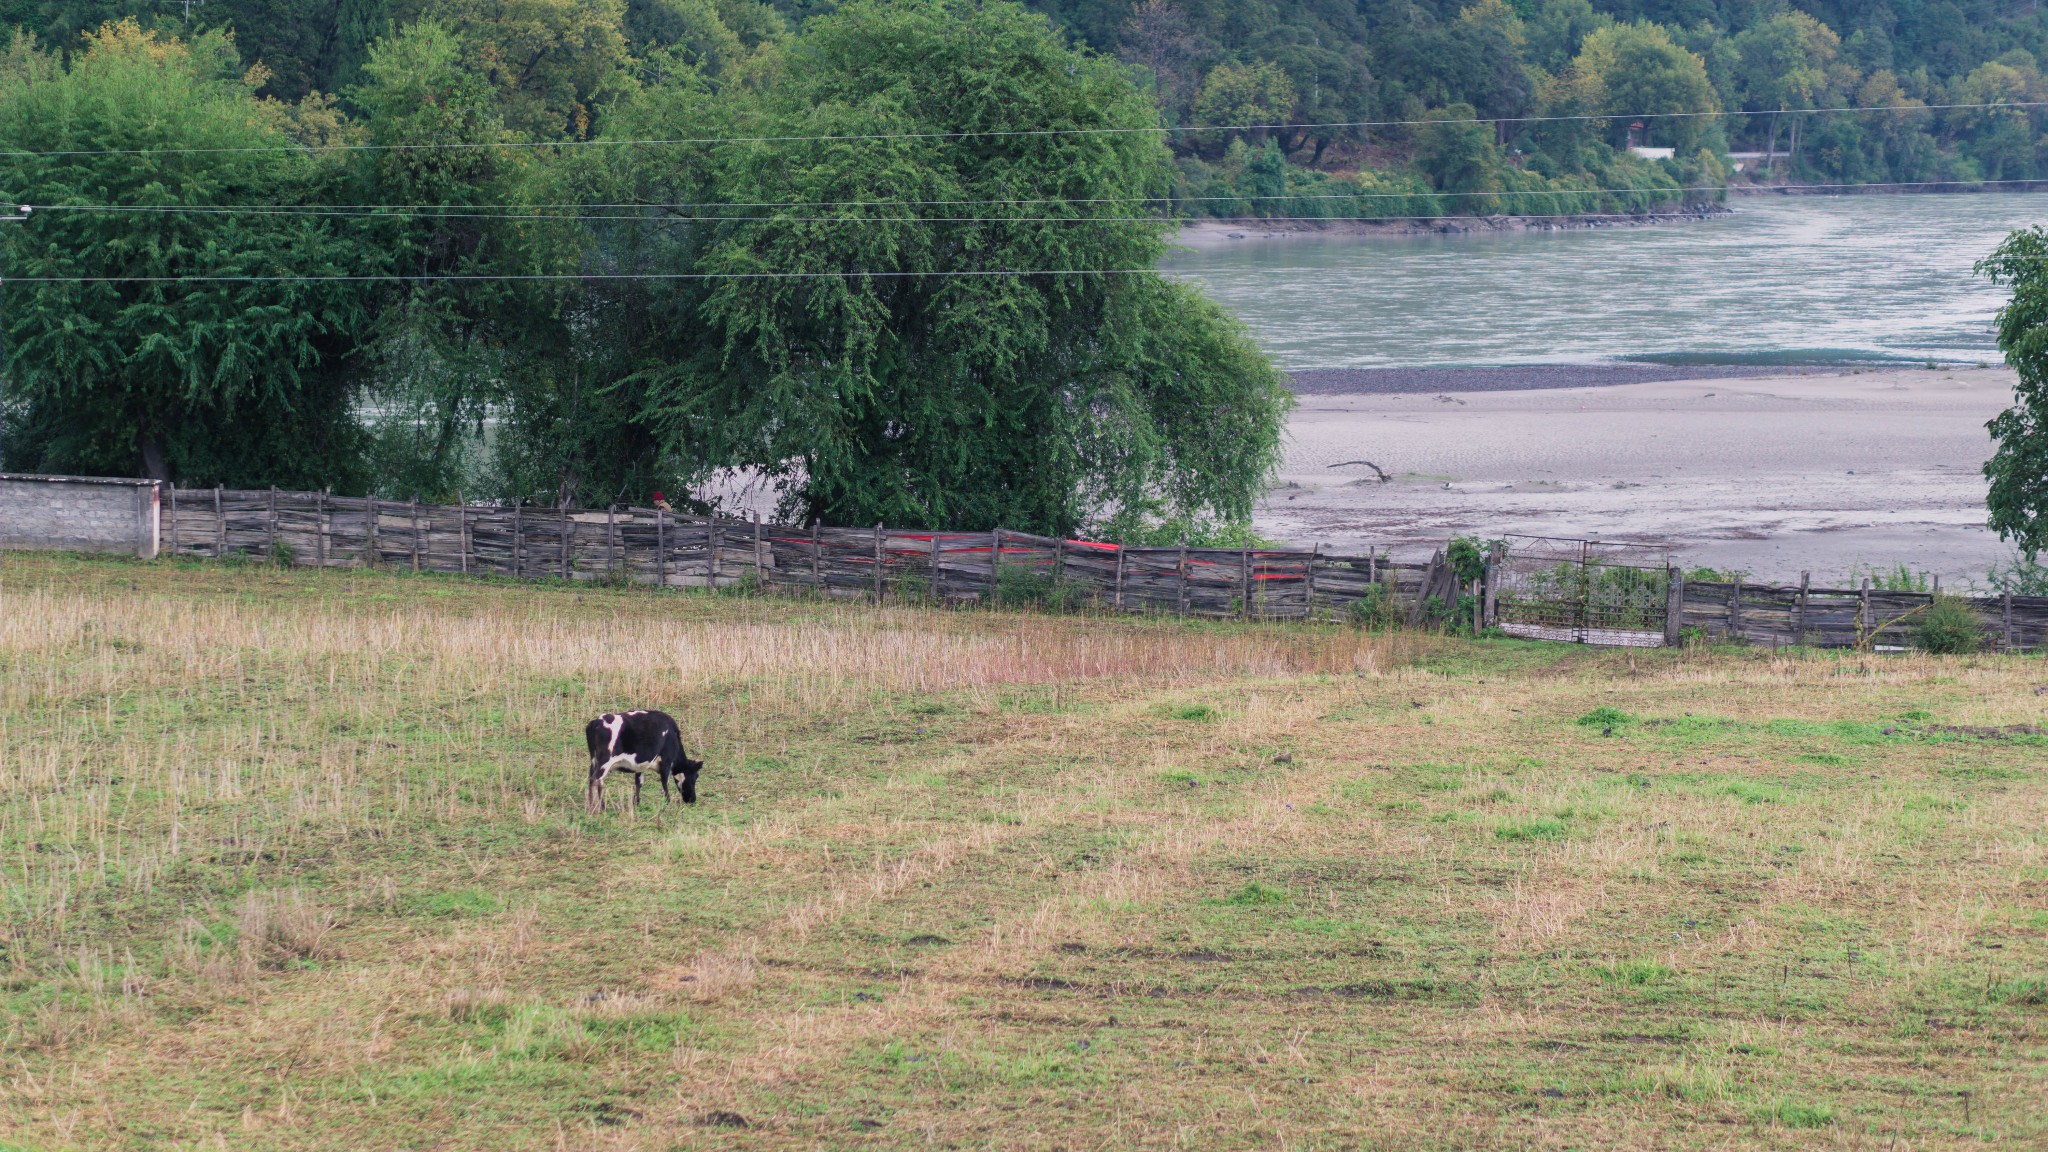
[1165,193,2046,370]
[1177,193,2048,578]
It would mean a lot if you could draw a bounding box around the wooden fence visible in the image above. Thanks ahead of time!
[153,485,2048,651]
[159,486,1439,621]
[1677,573,2048,653]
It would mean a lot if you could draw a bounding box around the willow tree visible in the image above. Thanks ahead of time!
[638,0,1290,535]
[0,21,375,485]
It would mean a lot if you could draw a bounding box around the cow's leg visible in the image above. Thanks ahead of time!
[657,758,674,803]
[586,759,607,814]
[629,769,643,807]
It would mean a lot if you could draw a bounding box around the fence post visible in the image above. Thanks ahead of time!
[1114,545,1126,611]
[368,495,381,568]
[460,504,471,576]
[1663,567,1683,647]
[872,523,883,602]
[1794,572,1810,646]
[929,531,941,601]
[2004,589,2014,652]
[512,502,523,578]
[1728,574,1743,641]
[411,496,422,573]
[1240,547,1252,621]
[753,511,764,586]
[1055,537,1066,586]
[268,487,279,560]
[655,510,666,588]
[1859,577,1872,646]
[810,521,821,592]
[317,490,328,568]
[560,506,571,580]
[990,528,1002,606]
[606,506,617,577]
[213,485,224,557]
[1306,543,1319,620]
[167,484,179,555]
[1177,540,1189,617]
[1367,547,1376,585]
[1575,539,1588,644]
[709,516,723,588]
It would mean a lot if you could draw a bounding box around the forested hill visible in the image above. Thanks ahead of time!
[5,0,2044,210]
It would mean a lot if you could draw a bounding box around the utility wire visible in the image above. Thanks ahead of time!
[0,100,2028,159]
[1,269,1159,283]
[13,179,2043,221]
[18,205,1723,223]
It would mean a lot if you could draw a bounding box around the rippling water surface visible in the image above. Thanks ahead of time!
[1163,193,2048,370]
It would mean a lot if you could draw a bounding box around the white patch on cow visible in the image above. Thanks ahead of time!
[593,751,654,782]
[601,713,627,756]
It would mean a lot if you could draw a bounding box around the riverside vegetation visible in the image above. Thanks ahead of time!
[2,551,2044,1149]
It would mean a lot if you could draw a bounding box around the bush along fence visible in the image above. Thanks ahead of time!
[122,485,2048,653]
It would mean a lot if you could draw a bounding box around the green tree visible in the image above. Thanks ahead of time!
[1416,102,1502,195]
[1193,59,1295,149]
[1979,226,2048,558]
[1572,21,1718,154]
[0,20,375,485]
[418,0,634,138]
[1730,12,1841,168]
[637,0,1290,534]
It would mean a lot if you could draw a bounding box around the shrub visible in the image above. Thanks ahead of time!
[1576,706,1631,728]
[1915,595,1986,654]
[1347,582,1401,630]
[1985,555,2048,596]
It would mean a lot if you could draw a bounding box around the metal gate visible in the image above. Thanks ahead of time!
[1492,535,1672,647]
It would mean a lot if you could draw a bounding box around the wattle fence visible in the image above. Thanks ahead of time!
[13,479,2046,654]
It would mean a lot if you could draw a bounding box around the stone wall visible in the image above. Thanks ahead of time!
[0,474,160,558]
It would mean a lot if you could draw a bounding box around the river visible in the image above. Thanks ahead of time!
[1176,193,2048,579]
[1165,192,2045,370]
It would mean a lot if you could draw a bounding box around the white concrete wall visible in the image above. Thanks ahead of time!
[0,474,159,558]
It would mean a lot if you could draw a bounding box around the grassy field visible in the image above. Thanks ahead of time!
[1,551,2044,1150]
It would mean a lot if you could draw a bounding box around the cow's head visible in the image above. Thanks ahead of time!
[679,755,705,804]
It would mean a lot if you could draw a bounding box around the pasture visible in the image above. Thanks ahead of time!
[1,552,2043,1150]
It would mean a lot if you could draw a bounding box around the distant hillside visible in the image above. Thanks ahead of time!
[6,0,2045,211]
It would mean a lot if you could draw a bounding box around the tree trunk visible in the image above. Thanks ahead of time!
[139,435,170,482]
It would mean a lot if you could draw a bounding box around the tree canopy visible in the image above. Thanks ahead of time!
[0,20,375,485]
[0,0,1289,540]
[1979,227,2048,560]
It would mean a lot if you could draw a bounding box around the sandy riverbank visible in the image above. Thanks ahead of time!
[1258,364,2019,582]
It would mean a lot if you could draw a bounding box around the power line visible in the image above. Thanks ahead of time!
[13,179,2043,222]
[0,100,2027,160]
[19,204,1723,224]
[1,268,1159,284]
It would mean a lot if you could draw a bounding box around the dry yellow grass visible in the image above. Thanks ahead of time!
[0,551,2043,1150]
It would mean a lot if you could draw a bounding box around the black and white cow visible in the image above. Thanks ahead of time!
[584,710,703,813]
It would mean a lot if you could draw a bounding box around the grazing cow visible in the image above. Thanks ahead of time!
[584,710,703,813]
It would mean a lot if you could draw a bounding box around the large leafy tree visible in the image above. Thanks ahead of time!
[636,0,1290,534]
[1979,227,2048,559]
[1573,21,1718,154]
[0,20,377,485]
